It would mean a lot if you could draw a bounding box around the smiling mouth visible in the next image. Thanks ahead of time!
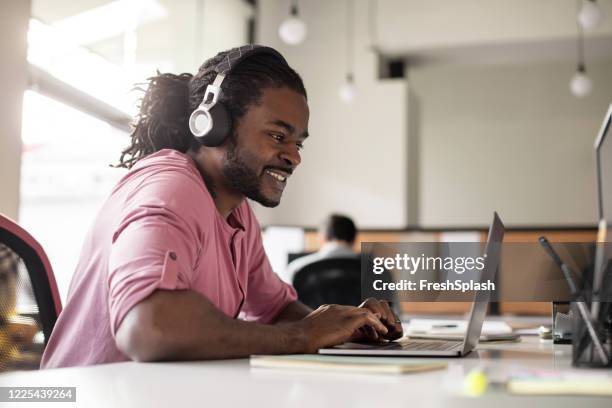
[264,169,289,183]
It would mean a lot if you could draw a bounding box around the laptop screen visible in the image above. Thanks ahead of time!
[461,212,505,354]
[595,104,612,222]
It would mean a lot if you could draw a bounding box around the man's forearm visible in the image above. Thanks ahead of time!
[115,290,306,361]
[273,300,312,324]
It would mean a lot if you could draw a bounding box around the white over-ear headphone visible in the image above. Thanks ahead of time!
[188,45,288,147]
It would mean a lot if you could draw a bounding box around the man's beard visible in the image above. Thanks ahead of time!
[221,140,280,208]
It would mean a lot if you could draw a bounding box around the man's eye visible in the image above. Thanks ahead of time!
[269,133,284,142]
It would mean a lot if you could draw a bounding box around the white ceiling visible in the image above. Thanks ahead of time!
[372,0,612,65]
[31,0,612,68]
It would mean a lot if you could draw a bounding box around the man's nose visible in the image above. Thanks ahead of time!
[279,145,301,168]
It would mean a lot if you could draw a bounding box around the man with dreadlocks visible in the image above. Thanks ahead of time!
[41,46,402,368]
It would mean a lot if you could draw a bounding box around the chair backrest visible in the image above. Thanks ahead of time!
[0,213,61,371]
[292,257,362,308]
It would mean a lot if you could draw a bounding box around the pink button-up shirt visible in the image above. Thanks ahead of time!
[41,149,297,368]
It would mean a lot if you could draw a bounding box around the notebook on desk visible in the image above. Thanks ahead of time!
[507,368,612,396]
[250,354,447,375]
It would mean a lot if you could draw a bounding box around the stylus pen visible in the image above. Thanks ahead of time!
[539,236,609,365]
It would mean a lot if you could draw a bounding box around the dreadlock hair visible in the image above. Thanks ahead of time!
[116,46,307,169]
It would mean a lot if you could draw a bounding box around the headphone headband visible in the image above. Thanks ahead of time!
[211,44,288,76]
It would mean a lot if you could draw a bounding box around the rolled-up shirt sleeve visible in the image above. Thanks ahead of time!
[240,214,297,323]
[107,206,198,336]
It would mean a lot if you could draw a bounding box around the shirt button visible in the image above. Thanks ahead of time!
[169,251,177,260]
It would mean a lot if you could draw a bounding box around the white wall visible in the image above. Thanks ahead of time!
[412,58,612,228]
[254,0,411,229]
[0,0,30,220]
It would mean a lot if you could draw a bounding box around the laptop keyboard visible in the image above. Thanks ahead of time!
[396,339,462,351]
[342,339,463,352]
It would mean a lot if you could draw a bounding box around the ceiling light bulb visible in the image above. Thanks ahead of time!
[339,75,356,103]
[578,0,604,30]
[279,6,307,45]
[570,67,593,97]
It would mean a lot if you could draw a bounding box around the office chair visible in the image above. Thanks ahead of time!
[292,257,363,308]
[0,213,61,371]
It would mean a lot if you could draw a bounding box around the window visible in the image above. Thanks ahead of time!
[20,91,128,302]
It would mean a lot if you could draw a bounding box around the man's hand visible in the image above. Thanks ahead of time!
[289,304,389,353]
[355,298,403,341]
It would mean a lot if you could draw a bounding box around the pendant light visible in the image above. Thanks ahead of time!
[578,0,604,30]
[570,3,593,98]
[339,0,356,103]
[279,0,307,45]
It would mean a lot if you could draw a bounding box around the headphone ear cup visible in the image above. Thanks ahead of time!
[198,103,232,147]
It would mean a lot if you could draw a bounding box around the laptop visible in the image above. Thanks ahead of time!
[319,212,505,357]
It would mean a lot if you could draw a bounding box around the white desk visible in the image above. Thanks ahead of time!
[0,337,610,407]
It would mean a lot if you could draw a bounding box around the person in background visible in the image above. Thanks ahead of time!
[41,45,402,368]
[284,214,359,284]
